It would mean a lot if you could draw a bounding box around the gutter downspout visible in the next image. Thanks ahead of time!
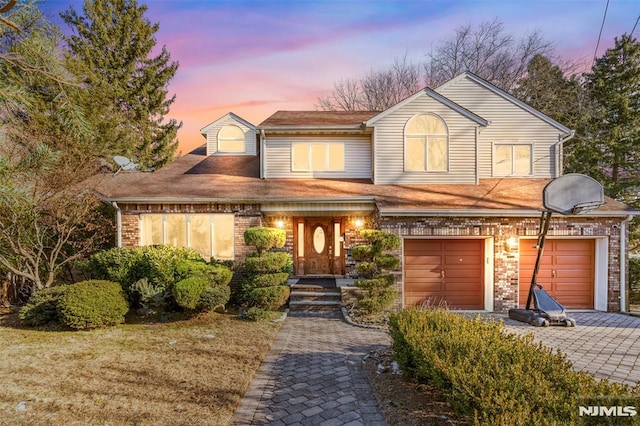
[260,129,266,179]
[554,130,575,177]
[112,202,122,248]
[620,214,633,312]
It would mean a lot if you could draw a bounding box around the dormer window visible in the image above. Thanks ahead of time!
[405,114,448,172]
[218,125,245,153]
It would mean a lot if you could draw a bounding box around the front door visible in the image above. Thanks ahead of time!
[305,219,332,274]
[295,218,343,275]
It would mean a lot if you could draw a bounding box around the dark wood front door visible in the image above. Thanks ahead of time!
[294,217,344,276]
[304,219,332,275]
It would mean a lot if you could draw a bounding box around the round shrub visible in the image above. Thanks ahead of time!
[56,280,129,330]
[360,229,400,251]
[172,276,210,310]
[351,245,373,261]
[248,285,290,310]
[244,227,286,254]
[175,260,232,286]
[198,285,231,311]
[250,272,290,288]
[243,252,292,275]
[19,285,69,326]
[84,247,142,285]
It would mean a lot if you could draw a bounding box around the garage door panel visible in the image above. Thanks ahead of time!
[444,255,482,265]
[519,239,594,309]
[404,269,441,278]
[404,239,484,310]
[444,269,483,279]
[405,255,441,265]
[553,240,593,252]
[405,240,442,251]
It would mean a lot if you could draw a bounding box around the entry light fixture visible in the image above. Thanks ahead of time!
[507,236,517,249]
[276,219,284,228]
[354,218,364,228]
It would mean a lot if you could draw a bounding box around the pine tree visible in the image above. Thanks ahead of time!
[582,34,640,202]
[61,0,181,170]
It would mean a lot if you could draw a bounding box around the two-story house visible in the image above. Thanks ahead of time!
[95,72,636,313]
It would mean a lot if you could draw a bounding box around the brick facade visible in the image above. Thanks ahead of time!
[379,215,624,313]
[115,203,626,314]
[118,203,262,263]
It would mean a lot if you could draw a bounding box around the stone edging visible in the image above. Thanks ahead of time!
[272,308,289,323]
[341,307,386,330]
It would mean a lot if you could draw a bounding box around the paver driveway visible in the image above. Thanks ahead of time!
[500,312,640,385]
[232,312,389,426]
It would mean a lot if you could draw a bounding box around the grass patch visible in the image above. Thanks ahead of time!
[0,310,281,425]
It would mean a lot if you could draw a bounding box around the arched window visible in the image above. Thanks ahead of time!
[218,125,245,152]
[404,114,448,172]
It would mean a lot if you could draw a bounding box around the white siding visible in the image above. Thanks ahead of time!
[264,136,372,179]
[437,77,561,178]
[205,115,257,156]
[373,95,478,184]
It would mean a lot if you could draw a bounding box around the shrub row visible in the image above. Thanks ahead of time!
[389,308,638,425]
[84,246,232,311]
[20,281,128,330]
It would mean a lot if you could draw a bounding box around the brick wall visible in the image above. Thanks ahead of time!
[118,203,262,263]
[379,215,624,313]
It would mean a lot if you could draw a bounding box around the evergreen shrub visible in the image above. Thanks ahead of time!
[389,308,639,424]
[198,285,231,311]
[19,285,69,326]
[57,280,129,330]
[172,276,210,310]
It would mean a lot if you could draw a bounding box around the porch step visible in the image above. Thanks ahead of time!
[289,300,342,312]
[289,285,342,312]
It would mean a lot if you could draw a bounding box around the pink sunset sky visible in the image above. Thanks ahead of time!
[44,0,639,155]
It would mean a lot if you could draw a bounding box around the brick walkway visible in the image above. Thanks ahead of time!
[232,312,389,426]
[500,312,640,385]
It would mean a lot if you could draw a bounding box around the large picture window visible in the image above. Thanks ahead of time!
[493,144,532,176]
[291,142,345,172]
[140,214,235,260]
[218,125,245,153]
[404,114,448,172]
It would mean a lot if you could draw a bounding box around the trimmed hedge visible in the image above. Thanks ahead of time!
[249,272,290,288]
[19,285,69,326]
[57,280,129,330]
[389,308,638,424]
[243,252,292,275]
[243,227,286,255]
[173,276,210,310]
[247,285,290,311]
[198,285,231,311]
[175,260,232,286]
[84,246,232,310]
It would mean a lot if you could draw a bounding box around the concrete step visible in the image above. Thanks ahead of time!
[289,300,342,312]
[290,291,341,302]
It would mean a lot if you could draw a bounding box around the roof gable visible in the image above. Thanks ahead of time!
[365,87,488,127]
[436,72,572,135]
[200,112,256,135]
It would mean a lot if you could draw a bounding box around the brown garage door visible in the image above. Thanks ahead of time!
[519,239,594,309]
[404,239,484,310]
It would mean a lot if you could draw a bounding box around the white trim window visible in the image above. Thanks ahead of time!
[140,213,234,260]
[404,114,448,172]
[291,142,345,172]
[218,125,245,153]
[493,143,533,176]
